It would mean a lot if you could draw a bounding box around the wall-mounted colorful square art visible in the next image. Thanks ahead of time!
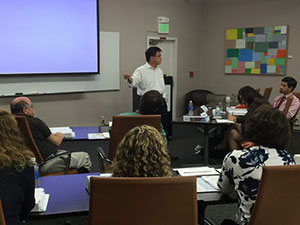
[225,25,288,75]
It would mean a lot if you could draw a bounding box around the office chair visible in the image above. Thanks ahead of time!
[89,176,198,225]
[293,92,300,100]
[184,89,213,114]
[108,115,161,160]
[14,116,77,176]
[96,146,112,173]
[262,87,272,100]
[282,96,293,116]
[0,199,6,225]
[248,165,300,225]
[283,92,300,130]
[97,115,161,172]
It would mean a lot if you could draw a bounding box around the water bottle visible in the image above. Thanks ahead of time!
[32,158,40,188]
[225,96,231,111]
[218,101,223,112]
[188,100,194,116]
[215,105,220,117]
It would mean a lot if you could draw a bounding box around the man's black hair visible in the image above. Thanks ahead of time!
[145,47,162,62]
[282,76,297,91]
[139,90,164,115]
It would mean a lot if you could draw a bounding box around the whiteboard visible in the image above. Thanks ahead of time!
[0,31,120,96]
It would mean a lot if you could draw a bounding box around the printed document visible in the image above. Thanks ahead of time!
[174,167,219,176]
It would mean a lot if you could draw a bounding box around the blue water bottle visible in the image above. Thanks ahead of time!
[32,158,40,188]
[188,100,194,116]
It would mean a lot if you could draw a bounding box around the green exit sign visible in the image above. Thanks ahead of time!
[158,23,169,34]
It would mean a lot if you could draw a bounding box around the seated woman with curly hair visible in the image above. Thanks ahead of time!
[0,109,35,225]
[218,105,295,225]
[112,125,172,177]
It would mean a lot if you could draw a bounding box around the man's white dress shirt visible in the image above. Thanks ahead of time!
[129,62,166,98]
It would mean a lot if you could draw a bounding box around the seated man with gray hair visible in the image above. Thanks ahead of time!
[10,96,92,175]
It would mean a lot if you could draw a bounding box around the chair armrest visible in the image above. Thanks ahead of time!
[96,147,112,173]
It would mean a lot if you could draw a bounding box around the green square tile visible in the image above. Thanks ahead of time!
[255,42,268,52]
[245,69,252,74]
[237,28,244,39]
[232,57,238,69]
[227,49,239,57]
[275,58,285,66]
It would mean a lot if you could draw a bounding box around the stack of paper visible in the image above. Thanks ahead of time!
[31,188,50,212]
[174,166,220,176]
[227,107,247,116]
[87,132,110,140]
[49,127,75,138]
[216,119,234,124]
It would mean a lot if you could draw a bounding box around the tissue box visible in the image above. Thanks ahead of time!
[183,115,210,122]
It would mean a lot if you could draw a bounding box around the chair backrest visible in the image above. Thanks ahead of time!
[293,92,300,101]
[14,116,44,164]
[248,165,300,225]
[89,176,197,225]
[185,89,213,113]
[14,116,78,176]
[205,93,226,108]
[108,115,161,160]
[282,96,293,116]
[255,88,261,93]
[0,199,6,225]
[263,87,272,100]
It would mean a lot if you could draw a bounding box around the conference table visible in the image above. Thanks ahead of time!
[30,173,236,225]
[172,117,232,166]
[69,126,108,140]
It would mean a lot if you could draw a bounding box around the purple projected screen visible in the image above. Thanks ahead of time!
[0,0,98,75]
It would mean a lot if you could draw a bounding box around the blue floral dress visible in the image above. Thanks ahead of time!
[217,146,295,225]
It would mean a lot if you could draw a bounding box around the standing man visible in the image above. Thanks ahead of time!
[10,97,92,175]
[123,47,170,138]
[123,46,166,100]
[272,76,300,119]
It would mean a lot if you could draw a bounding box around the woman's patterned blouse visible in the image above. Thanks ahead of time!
[217,146,295,225]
